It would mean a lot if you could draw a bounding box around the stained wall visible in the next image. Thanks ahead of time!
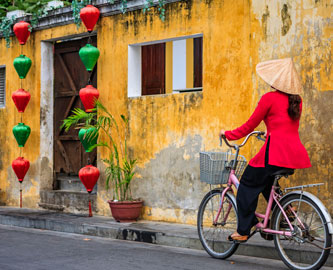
[0,0,331,224]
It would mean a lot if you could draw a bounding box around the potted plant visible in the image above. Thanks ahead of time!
[61,101,142,222]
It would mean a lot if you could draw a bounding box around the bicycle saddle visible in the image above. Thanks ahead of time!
[271,168,294,177]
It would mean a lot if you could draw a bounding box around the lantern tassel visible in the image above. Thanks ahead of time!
[89,199,92,217]
[20,185,22,208]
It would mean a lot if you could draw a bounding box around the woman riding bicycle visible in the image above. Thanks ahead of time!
[219,58,311,242]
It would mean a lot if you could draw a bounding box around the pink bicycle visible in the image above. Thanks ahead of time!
[197,131,332,270]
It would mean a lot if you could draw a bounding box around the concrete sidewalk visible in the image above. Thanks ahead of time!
[0,206,332,266]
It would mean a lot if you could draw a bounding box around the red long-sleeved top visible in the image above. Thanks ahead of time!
[225,91,311,168]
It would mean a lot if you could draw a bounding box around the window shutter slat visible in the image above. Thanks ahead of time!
[0,66,6,107]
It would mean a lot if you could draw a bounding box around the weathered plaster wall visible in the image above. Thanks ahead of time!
[0,23,88,207]
[0,0,331,224]
[250,0,332,212]
[95,0,332,222]
[0,32,42,207]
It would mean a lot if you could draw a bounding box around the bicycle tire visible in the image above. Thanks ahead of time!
[197,189,239,259]
[271,194,331,270]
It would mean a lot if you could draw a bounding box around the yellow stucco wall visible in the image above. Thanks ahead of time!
[0,0,331,224]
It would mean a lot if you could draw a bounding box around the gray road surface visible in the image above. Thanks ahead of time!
[0,225,331,270]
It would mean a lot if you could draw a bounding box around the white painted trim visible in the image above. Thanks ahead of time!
[128,45,142,98]
[172,40,186,90]
[40,42,54,164]
[6,10,26,19]
[129,34,203,46]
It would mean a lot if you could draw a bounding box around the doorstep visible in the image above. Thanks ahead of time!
[0,206,332,266]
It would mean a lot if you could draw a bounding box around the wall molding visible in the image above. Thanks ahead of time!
[1,0,183,35]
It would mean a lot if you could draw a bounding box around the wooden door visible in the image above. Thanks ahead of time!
[54,37,97,176]
[142,43,165,95]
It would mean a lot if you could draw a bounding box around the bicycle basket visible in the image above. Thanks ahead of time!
[199,152,247,185]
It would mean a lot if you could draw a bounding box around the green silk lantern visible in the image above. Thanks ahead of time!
[79,127,98,152]
[13,123,31,147]
[13,55,32,79]
[79,44,100,72]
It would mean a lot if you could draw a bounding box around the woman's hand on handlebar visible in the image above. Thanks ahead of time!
[219,129,226,139]
[219,129,227,146]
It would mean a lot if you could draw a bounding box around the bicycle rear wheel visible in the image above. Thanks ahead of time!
[272,194,331,270]
[197,189,239,259]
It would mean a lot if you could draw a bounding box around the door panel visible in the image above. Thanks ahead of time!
[54,37,97,176]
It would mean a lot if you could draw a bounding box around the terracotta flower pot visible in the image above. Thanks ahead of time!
[107,200,143,223]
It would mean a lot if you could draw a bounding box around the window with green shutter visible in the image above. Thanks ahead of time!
[0,66,5,108]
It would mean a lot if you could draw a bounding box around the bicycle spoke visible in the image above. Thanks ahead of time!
[198,191,238,259]
[313,237,325,243]
[310,224,324,231]
[273,195,331,270]
[308,210,315,227]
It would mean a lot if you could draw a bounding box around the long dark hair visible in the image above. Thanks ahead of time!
[288,94,301,120]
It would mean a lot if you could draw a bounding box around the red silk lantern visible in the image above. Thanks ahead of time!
[79,165,100,193]
[80,5,100,32]
[79,85,99,112]
[13,21,31,45]
[12,157,30,182]
[12,89,31,113]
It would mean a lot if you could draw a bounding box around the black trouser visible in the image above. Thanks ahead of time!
[236,177,275,235]
[236,137,284,236]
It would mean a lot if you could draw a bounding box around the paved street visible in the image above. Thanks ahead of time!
[0,225,331,270]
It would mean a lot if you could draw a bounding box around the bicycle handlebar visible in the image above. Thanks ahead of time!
[220,131,266,150]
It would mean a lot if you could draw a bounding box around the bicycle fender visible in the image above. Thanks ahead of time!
[279,191,333,234]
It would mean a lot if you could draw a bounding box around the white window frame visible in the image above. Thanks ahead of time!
[128,34,203,98]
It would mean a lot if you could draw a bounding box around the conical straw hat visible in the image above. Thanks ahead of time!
[256,58,303,95]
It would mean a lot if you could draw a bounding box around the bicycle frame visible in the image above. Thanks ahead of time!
[214,131,316,237]
[199,131,332,270]
[216,169,294,237]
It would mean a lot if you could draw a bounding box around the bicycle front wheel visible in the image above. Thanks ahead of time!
[272,194,331,270]
[197,189,239,259]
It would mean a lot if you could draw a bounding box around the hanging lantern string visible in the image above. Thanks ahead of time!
[19,147,22,158]
[87,75,92,85]
[20,79,22,89]
[20,45,23,55]
[20,113,22,123]
[88,35,92,45]
[87,157,91,165]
